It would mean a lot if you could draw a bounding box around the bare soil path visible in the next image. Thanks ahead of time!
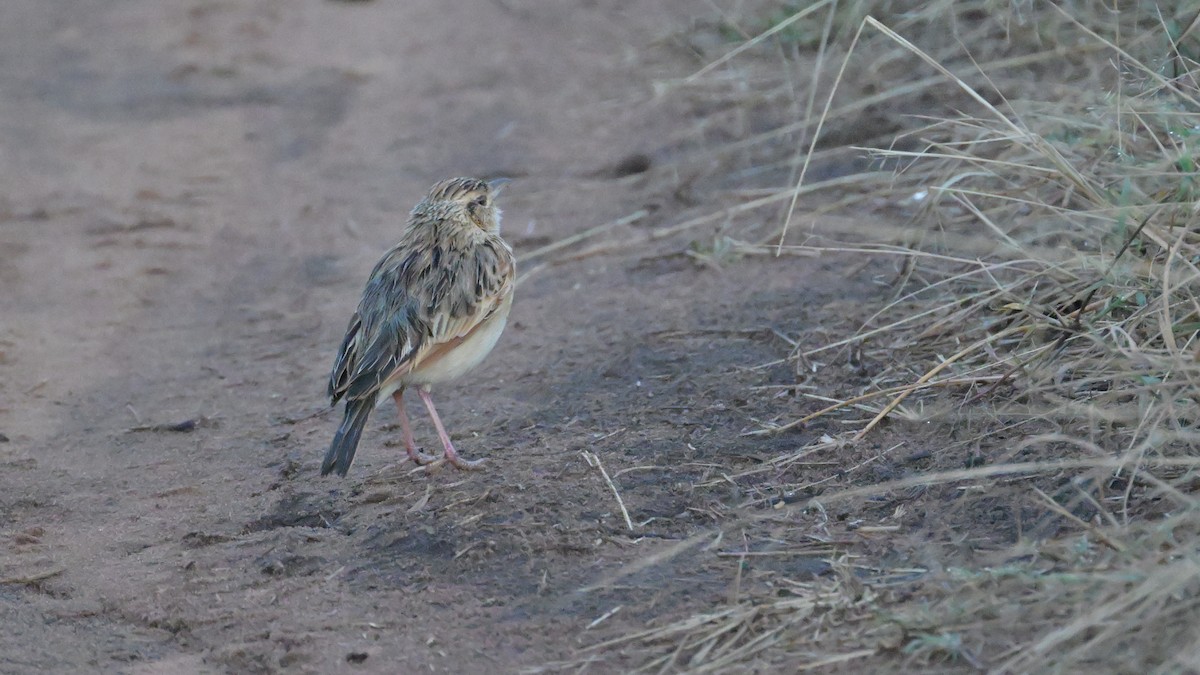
[0,1,881,672]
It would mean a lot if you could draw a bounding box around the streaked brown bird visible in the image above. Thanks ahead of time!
[322,177,516,477]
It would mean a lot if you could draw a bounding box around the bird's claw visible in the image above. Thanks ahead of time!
[406,447,440,465]
[445,455,486,471]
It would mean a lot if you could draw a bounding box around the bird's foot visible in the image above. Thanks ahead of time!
[443,448,486,471]
[406,446,440,465]
[405,453,485,475]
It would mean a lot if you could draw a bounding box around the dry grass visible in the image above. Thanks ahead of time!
[573,1,1200,672]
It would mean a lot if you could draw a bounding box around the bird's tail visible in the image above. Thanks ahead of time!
[322,395,375,477]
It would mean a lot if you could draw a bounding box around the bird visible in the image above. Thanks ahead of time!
[322,177,516,477]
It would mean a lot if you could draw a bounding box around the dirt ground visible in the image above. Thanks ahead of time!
[0,1,911,673]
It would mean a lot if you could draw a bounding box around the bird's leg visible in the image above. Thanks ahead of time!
[417,387,486,470]
[393,390,437,465]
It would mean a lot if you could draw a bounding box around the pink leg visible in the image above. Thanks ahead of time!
[417,387,485,470]
[393,390,437,464]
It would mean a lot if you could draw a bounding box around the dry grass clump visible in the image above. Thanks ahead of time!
[831,8,1200,666]
[584,2,1200,672]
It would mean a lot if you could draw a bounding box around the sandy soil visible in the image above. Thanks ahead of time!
[0,1,895,672]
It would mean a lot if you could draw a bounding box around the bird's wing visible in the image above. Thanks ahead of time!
[327,312,362,401]
[328,250,426,404]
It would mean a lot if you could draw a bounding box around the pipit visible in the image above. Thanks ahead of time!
[322,177,516,477]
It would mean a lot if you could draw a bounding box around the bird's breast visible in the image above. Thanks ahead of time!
[405,294,513,386]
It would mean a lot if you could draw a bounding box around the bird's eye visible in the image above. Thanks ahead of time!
[472,196,488,209]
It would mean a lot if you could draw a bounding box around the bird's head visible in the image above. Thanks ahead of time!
[421,176,508,235]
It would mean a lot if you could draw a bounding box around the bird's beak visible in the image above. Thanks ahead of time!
[487,177,512,195]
